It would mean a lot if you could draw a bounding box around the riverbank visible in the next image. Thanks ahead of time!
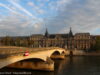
[82,51,100,56]
[65,50,100,56]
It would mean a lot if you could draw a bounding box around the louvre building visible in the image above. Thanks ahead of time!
[29,28,96,50]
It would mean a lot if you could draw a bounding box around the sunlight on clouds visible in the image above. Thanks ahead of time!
[46,0,100,35]
[0,0,99,36]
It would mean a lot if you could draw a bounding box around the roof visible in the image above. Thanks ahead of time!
[31,34,43,36]
[49,34,69,38]
[75,33,90,35]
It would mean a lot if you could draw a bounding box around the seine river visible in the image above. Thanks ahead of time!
[0,56,100,75]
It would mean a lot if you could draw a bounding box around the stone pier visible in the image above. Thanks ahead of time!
[50,54,65,59]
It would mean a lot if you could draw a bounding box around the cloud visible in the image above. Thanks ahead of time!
[0,0,45,36]
[48,0,71,11]
[28,1,45,14]
[0,0,100,36]
[36,0,49,3]
[46,0,100,35]
[28,2,35,7]
[0,3,27,17]
[8,0,36,18]
[0,14,44,36]
[0,3,18,14]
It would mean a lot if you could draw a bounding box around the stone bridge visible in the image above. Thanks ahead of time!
[0,46,66,71]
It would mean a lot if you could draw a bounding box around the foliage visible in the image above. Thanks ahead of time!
[93,37,100,50]
[1,36,14,46]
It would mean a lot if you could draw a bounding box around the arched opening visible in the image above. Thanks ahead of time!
[70,51,73,56]
[50,51,65,59]
[50,51,62,59]
[51,51,60,55]
[61,51,65,55]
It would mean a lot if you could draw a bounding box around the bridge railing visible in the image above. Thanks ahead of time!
[0,47,64,59]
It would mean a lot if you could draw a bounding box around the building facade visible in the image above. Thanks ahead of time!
[29,28,96,50]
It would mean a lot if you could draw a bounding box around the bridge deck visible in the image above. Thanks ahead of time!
[0,46,61,59]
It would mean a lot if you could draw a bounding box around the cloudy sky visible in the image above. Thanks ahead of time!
[0,0,100,36]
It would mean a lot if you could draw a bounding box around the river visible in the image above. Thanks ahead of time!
[0,56,100,75]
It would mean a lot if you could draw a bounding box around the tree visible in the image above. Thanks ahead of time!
[1,36,14,46]
[93,37,100,50]
[14,37,21,46]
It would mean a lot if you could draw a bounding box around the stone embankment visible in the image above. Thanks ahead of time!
[65,50,100,56]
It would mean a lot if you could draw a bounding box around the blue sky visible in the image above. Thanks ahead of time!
[0,0,100,36]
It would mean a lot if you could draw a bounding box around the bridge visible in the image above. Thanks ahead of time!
[0,46,66,71]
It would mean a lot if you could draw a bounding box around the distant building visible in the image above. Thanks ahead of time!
[29,28,96,50]
[0,28,96,50]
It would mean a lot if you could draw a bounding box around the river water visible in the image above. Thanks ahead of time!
[0,56,100,75]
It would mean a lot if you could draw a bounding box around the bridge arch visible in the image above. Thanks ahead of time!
[50,50,65,59]
[51,50,61,55]
[0,56,47,69]
[0,48,65,69]
[6,58,46,68]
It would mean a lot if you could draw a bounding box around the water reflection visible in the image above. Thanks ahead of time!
[0,56,100,75]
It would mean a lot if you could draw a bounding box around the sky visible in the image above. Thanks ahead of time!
[0,0,100,36]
